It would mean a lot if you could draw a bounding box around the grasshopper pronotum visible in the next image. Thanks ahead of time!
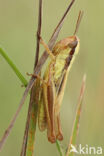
[33,11,83,143]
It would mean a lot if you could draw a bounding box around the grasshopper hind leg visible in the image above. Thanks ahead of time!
[56,114,63,141]
[43,63,57,143]
[44,81,56,143]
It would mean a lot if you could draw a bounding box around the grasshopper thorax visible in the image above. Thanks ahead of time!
[52,35,80,85]
[52,36,79,56]
[58,35,79,50]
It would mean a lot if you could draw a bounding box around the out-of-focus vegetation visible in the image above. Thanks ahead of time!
[0,0,104,155]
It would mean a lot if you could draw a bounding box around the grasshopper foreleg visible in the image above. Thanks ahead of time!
[26,72,47,85]
[39,36,55,61]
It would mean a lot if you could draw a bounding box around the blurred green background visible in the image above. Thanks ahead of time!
[0,0,104,155]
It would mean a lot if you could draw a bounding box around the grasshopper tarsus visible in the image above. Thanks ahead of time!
[27,72,48,85]
[26,72,33,77]
[48,132,63,143]
[56,134,63,141]
[48,134,56,143]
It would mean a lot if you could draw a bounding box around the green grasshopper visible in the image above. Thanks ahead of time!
[33,11,83,143]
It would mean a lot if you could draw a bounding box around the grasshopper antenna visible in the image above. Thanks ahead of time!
[74,10,84,35]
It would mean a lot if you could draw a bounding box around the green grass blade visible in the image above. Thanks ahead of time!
[26,105,37,156]
[66,74,86,156]
[56,140,64,156]
[0,47,28,86]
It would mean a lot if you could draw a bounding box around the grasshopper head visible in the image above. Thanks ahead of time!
[58,35,79,49]
[67,35,80,57]
[68,35,79,48]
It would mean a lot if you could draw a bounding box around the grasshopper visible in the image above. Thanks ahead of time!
[33,11,83,143]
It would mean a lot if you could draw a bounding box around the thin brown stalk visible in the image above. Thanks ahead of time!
[34,0,42,68]
[0,0,75,151]
[0,79,34,151]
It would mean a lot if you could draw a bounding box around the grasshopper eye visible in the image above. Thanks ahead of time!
[68,39,78,48]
